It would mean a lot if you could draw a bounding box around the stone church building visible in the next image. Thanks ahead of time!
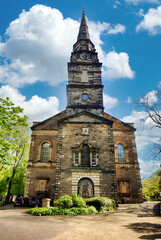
[24,12,142,203]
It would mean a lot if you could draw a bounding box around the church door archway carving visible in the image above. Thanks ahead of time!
[78,178,94,198]
[81,144,90,166]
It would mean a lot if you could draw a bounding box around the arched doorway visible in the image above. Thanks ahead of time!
[81,144,90,166]
[78,178,94,198]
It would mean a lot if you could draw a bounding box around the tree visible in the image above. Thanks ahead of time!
[0,97,29,171]
[0,97,30,203]
[142,169,161,201]
[5,125,30,203]
[135,90,161,160]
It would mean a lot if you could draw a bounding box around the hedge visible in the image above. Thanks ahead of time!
[25,206,97,216]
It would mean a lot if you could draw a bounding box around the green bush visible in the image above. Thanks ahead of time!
[70,192,86,208]
[54,193,86,209]
[54,195,73,209]
[85,197,116,212]
[25,206,98,216]
[87,206,98,214]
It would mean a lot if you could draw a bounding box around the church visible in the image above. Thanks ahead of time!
[24,11,142,203]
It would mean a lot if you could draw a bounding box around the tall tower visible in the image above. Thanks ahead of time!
[66,11,104,117]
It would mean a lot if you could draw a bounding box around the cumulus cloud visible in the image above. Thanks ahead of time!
[136,5,161,34]
[102,51,135,80]
[122,110,161,152]
[140,90,158,105]
[0,5,79,87]
[125,0,159,5]
[139,158,160,178]
[0,85,59,121]
[0,4,133,88]
[103,93,118,110]
[106,24,126,34]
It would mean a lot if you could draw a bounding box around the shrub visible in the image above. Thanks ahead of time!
[85,197,116,212]
[87,206,98,214]
[25,206,95,216]
[54,195,73,209]
[70,192,86,208]
[54,193,86,209]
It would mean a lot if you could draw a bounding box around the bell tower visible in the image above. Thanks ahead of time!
[66,11,104,117]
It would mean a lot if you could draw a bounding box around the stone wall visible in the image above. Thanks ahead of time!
[55,120,117,201]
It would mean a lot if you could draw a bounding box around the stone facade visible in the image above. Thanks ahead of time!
[24,11,142,203]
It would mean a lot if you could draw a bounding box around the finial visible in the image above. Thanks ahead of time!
[83,4,85,13]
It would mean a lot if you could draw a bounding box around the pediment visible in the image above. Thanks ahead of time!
[59,111,113,125]
[104,112,136,132]
[31,110,66,131]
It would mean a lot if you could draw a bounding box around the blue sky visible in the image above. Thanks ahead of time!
[0,0,161,179]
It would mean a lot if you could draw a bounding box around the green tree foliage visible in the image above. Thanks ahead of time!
[54,193,86,209]
[153,169,161,177]
[0,97,30,203]
[142,175,161,201]
[0,97,29,170]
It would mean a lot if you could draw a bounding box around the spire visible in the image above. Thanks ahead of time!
[77,11,90,41]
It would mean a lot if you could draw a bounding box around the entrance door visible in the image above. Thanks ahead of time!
[81,144,90,166]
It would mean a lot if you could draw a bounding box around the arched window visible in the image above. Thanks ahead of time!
[81,144,90,166]
[117,144,125,163]
[40,143,50,162]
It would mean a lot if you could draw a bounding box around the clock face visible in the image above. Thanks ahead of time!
[80,53,89,60]
[81,94,89,101]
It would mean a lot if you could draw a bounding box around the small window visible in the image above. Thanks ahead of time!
[117,144,125,163]
[40,143,50,162]
[74,152,80,166]
[92,152,97,166]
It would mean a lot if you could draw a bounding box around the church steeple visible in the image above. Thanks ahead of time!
[72,11,96,55]
[77,11,90,41]
[66,11,104,117]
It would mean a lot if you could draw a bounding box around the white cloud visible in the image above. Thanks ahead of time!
[125,0,159,5]
[0,4,133,87]
[103,93,118,110]
[0,85,59,121]
[126,96,132,103]
[136,5,161,34]
[139,158,160,178]
[0,5,79,87]
[102,51,135,80]
[113,1,121,8]
[140,90,158,105]
[107,24,126,34]
[122,110,161,152]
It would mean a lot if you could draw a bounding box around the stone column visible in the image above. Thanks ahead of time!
[42,198,51,208]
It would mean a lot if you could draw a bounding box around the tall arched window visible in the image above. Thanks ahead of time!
[40,143,50,162]
[81,144,90,166]
[117,144,125,163]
